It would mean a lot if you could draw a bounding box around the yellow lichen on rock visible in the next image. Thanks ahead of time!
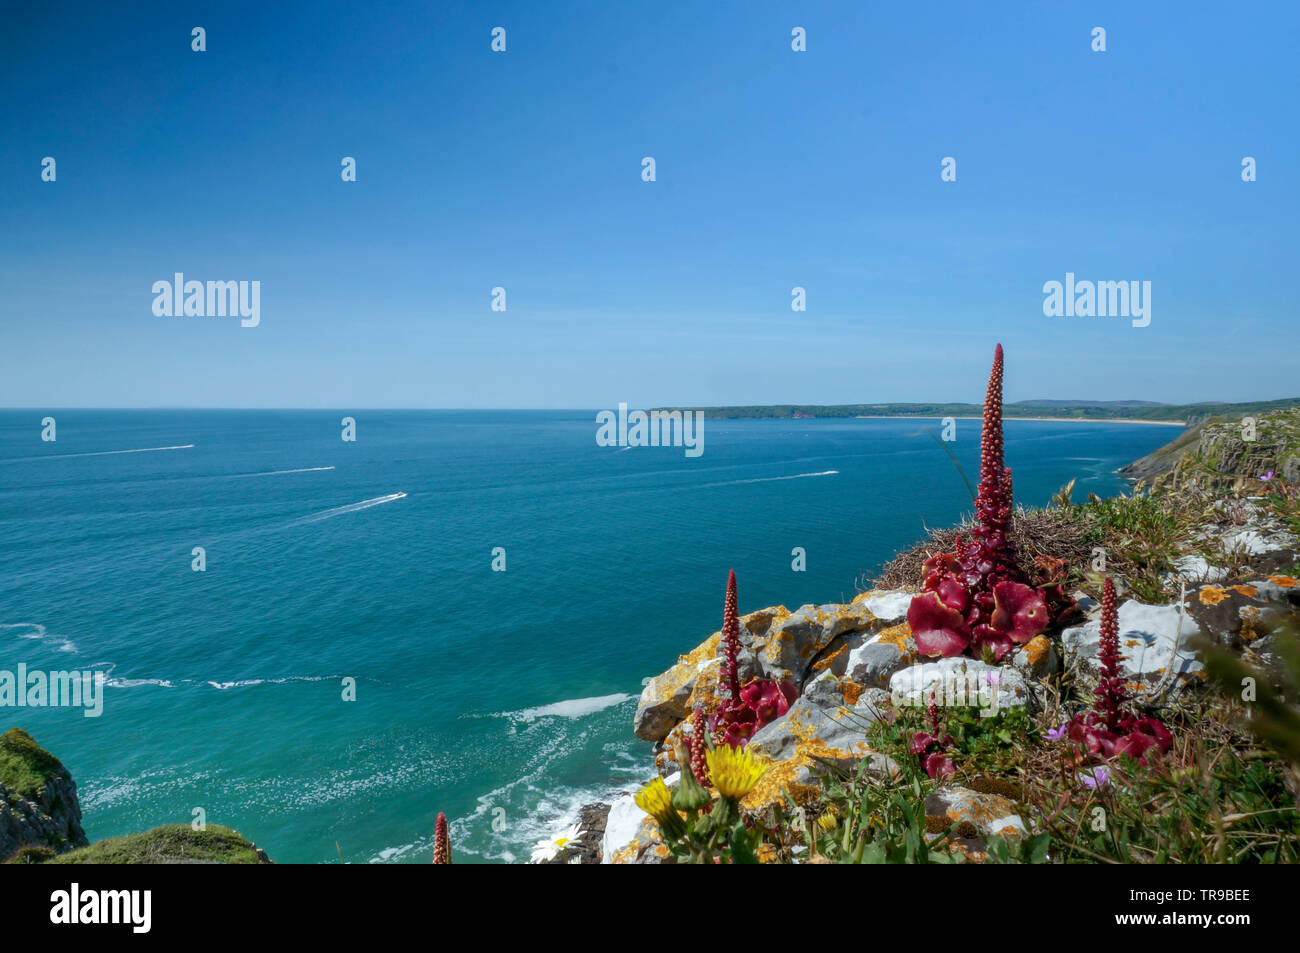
[611,816,664,865]
[839,678,864,706]
[1022,634,1050,668]
[875,621,919,667]
[1199,585,1228,606]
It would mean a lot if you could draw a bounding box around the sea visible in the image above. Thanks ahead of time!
[0,410,1175,863]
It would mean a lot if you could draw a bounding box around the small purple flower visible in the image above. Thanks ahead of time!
[1079,766,1111,790]
[1260,471,1275,482]
[1045,723,1069,742]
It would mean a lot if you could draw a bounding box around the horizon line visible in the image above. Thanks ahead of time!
[2,396,1297,413]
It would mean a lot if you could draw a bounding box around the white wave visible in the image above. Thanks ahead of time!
[205,675,340,690]
[367,725,646,865]
[105,677,175,689]
[3,444,195,462]
[87,667,341,691]
[231,466,335,479]
[701,469,839,488]
[493,693,635,723]
[1,622,78,653]
[296,492,407,523]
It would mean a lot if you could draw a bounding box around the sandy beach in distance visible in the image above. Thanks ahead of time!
[853,416,1187,426]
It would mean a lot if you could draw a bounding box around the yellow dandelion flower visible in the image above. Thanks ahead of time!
[706,744,767,800]
[816,812,838,832]
[633,777,676,822]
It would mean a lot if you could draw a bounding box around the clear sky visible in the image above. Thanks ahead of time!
[2,1,1296,408]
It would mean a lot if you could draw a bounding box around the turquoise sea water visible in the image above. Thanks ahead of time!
[0,410,1174,862]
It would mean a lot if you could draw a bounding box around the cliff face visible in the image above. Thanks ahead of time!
[1122,407,1300,487]
[0,728,90,861]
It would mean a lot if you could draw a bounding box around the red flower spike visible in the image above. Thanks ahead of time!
[690,705,710,785]
[1063,577,1174,769]
[433,812,452,865]
[1093,577,1127,733]
[907,345,1065,660]
[720,570,742,705]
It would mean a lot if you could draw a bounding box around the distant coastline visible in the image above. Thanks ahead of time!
[654,397,1300,424]
[853,415,1186,426]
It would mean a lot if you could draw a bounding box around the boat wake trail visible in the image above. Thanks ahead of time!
[699,469,839,488]
[231,466,335,479]
[1,444,195,463]
[295,492,407,523]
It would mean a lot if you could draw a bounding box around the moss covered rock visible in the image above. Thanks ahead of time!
[49,825,273,864]
[0,728,89,859]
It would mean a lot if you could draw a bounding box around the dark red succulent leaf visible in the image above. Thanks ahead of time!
[923,752,957,780]
[908,590,970,657]
[990,580,1050,644]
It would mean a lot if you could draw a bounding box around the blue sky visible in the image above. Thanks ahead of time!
[2,0,1296,408]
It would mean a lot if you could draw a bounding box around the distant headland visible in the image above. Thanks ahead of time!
[652,398,1300,424]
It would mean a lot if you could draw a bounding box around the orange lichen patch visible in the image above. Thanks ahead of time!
[951,840,987,863]
[1198,585,1228,606]
[685,663,725,719]
[839,678,864,706]
[743,606,790,630]
[740,706,885,813]
[1021,634,1050,669]
[1269,575,1298,588]
[1231,584,1258,598]
[810,639,850,673]
[740,755,819,813]
[873,621,918,666]
[677,632,721,667]
[876,622,912,650]
[611,817,662,865]
[936,792,1021,837]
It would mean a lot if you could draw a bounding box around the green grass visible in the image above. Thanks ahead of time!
[1070,491,1192,601]
[47,825,267,864]
[0,728,64,800]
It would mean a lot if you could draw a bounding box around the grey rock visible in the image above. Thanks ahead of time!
[1061,599,1203,686]
[748,697,893,779]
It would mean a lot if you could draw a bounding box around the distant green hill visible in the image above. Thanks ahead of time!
[655,398,1300,423]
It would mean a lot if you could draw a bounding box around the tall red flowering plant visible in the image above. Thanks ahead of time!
[907,344,1056,662]
[1064,578,1172,764]
[709,570,798,747]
